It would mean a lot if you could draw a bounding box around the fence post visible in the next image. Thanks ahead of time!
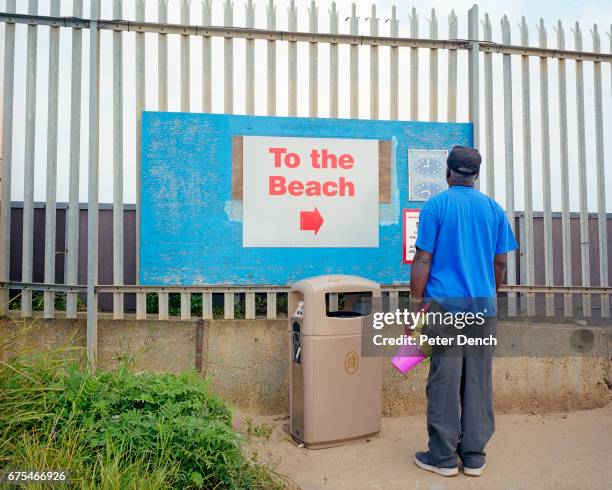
[224,292,235,320]
[501,15,517,317]
[267,292,277,319]
[519,16,535,315]
[572,22,591,317]
[113,0,124,320]
[537,18,555,316]
[66,0,83,319]
[467,4,480,150]
[181,292,190,320]
[482,12,494,197]
[43,0,61,319]
[555,21,573,317]
[591,24,609,318]
[195,319,204,372]
[87,0,101,369]
[0,0,16,317]
[246,292,255,319]
[22,0,39,318]
[135,0,145,286]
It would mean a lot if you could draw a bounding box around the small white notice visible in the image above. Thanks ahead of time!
[243,136,379,248]
[403,209,420,264]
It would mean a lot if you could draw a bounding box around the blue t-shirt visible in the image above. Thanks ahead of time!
[414,185,518,315]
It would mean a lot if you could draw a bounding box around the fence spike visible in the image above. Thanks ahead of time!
[428,8,438,121]
[245,0,255,114]
[329,1,339,117]
[308,1,318,117]
[158,0,168,111]
[519,15,529,45]
[447,9,458,122]
[369,4,379,119]
[288,0,297,116]
[202,0,212,112]
[482,11,493,196]
[180,0,191,112]
[448,9,457,36]
[536,18,546,46]
[409,6,419,120]
[349,3,359,118]
[223,0,234,113]
[329,1,338,27]
[591,23,600,51]
[267,0,277,115]
[389,5,398,119]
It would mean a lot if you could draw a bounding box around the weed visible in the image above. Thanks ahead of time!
[0,326,288,489]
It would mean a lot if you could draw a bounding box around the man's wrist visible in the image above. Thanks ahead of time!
[410,297,424,312]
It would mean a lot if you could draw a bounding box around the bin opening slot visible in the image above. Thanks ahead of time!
[326,292,373,317]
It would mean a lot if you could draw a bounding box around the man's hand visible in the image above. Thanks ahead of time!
[494,253,507,292]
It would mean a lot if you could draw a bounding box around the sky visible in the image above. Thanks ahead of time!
[1,0,611,211]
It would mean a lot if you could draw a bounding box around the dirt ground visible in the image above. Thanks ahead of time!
[239,403,612,490]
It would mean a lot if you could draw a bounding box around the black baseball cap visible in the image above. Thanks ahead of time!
[447,145,482,176]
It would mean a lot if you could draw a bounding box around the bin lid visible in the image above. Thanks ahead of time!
[291,275,381,295]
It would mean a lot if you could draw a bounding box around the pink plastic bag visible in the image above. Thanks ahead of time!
[391,342,426,373]
[391,303,429,374]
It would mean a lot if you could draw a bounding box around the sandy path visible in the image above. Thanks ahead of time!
[241,403,612,489]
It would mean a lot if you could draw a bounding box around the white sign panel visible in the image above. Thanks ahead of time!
[243,136,379,247]
[408,149,448,201]
[403,209,420,263]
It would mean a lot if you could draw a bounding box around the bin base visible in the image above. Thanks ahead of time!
[288,430,380,450]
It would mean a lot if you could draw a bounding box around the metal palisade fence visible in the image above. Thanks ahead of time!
[0,1,611,363]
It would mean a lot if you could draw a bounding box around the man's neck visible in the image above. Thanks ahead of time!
[448,183,475,188]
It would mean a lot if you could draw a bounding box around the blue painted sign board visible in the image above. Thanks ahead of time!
[141,112,472,285]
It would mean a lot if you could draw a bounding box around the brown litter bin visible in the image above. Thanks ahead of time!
[288,275,382,449]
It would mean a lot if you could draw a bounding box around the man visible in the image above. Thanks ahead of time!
[409,146,518,477]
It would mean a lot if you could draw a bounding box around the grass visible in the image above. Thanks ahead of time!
[0,325,289,489]
[245,419,274,440]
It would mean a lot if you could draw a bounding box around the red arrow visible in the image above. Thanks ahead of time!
[300,207,324,235]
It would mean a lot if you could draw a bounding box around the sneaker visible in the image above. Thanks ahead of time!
[413,451,458,477]
[463,462,487,477]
